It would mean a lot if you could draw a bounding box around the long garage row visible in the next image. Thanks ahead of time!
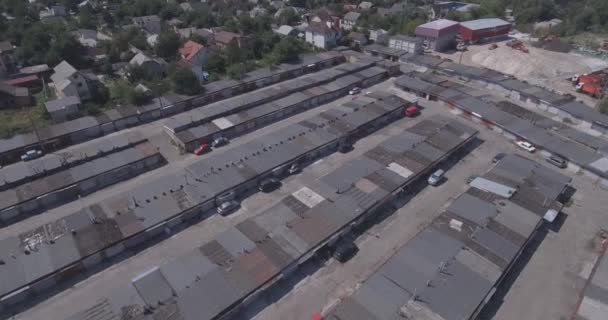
[0,91,409,312]
[0,132,166,225]
[58,115,478,320]
[325,154,571,320]
[0,52,345,165]
[168,65,388,152]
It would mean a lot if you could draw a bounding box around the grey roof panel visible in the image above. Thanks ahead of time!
[472,227,519,263]
[447,192,498,226]
[131,267,174,307]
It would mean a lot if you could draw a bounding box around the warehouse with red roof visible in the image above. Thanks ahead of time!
[459,18,512,43]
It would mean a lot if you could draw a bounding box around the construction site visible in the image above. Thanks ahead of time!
[0,46,608,320]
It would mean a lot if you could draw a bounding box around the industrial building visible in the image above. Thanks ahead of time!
[0,133,165,224]
[388,35,423,54]
[166,64,388,152]
[0,52,344,165]
[0,91,410,311]
[361,44,408,62]
[395,72,608,183]
[326,154,571,320]
[402,54,608,136]
[56,116,478,320]
[459,18,512,43]
[414,19,460,52]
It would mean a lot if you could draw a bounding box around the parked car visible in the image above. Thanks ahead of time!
[21,149,43,161]
[348,87,361,95]
[258,178,281,192]
[427,169,445,186]
[493,152,506,163]
[217,200,240,216]
[404,105,420,117]
[546,155,567,168]
[288,163,300,175]
[333,239,359,263]
[194,143,211,155]
[515,141,536,153]
[339,144,353,153]
[212,137,229,148]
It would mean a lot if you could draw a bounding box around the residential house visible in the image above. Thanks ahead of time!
[179,40,211,67]
[0,83,30,108]
[431,1,480,19]
[389,2,408,15]
[2,75,42,92]
[39,5,67,21]
[45,96,81,123]
[358,1,373,11]
[340,11,360,30]
[274,25,297,37]
[369,29,389,44]
[271,0,285,9]
[19,64,51,79]
[72,29,112,48]
[146,34,159,47]
[343,3,357,12]
[348,32,368,47]
[250,6,268,18]
[305,21,341,49]
[214,31,249,48]
[179,2,195,12]
[78,0,100,9]
[129,53,167,78]
[50,61,96,100]
[132,15,162,35]
[177,28,215,44]
[168,18,184,27]
[376,7,390,17]
[0,41,16,78]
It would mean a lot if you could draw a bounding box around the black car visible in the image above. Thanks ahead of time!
[333,240,359,263]
[258,178,281,192]
[493,152,506,163]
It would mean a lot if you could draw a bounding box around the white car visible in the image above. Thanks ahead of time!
[516,141,536,153]
[348,87,361,95]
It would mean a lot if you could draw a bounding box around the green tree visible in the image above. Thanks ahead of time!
[170,67,202,95]
[226,63,250,80]
[202,53,226,74]
[276,7,299,25]
[155,31,182,60]
[267,37,305,65]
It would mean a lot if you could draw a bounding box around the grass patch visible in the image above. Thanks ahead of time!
[0,104,51,139]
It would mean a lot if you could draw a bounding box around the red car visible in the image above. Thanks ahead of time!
[194,143,211,155]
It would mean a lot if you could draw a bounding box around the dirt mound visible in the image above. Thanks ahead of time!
[469,45,606,80]
[531,38,572,53]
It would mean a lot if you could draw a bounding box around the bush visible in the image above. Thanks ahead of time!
[170,67,203,95]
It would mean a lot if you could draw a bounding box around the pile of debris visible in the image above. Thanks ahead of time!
[532,36,572,53]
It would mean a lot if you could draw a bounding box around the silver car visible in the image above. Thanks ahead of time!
[217,200,239,216]
[428,169,445,186]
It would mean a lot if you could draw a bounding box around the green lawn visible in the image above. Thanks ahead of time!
[0,90,52,139]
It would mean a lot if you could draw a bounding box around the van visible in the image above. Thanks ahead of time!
[427,169,445,186]
[546,155,567,168]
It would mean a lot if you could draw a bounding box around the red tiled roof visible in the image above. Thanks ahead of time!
[179,40,205,62]
[2,75,39,86]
